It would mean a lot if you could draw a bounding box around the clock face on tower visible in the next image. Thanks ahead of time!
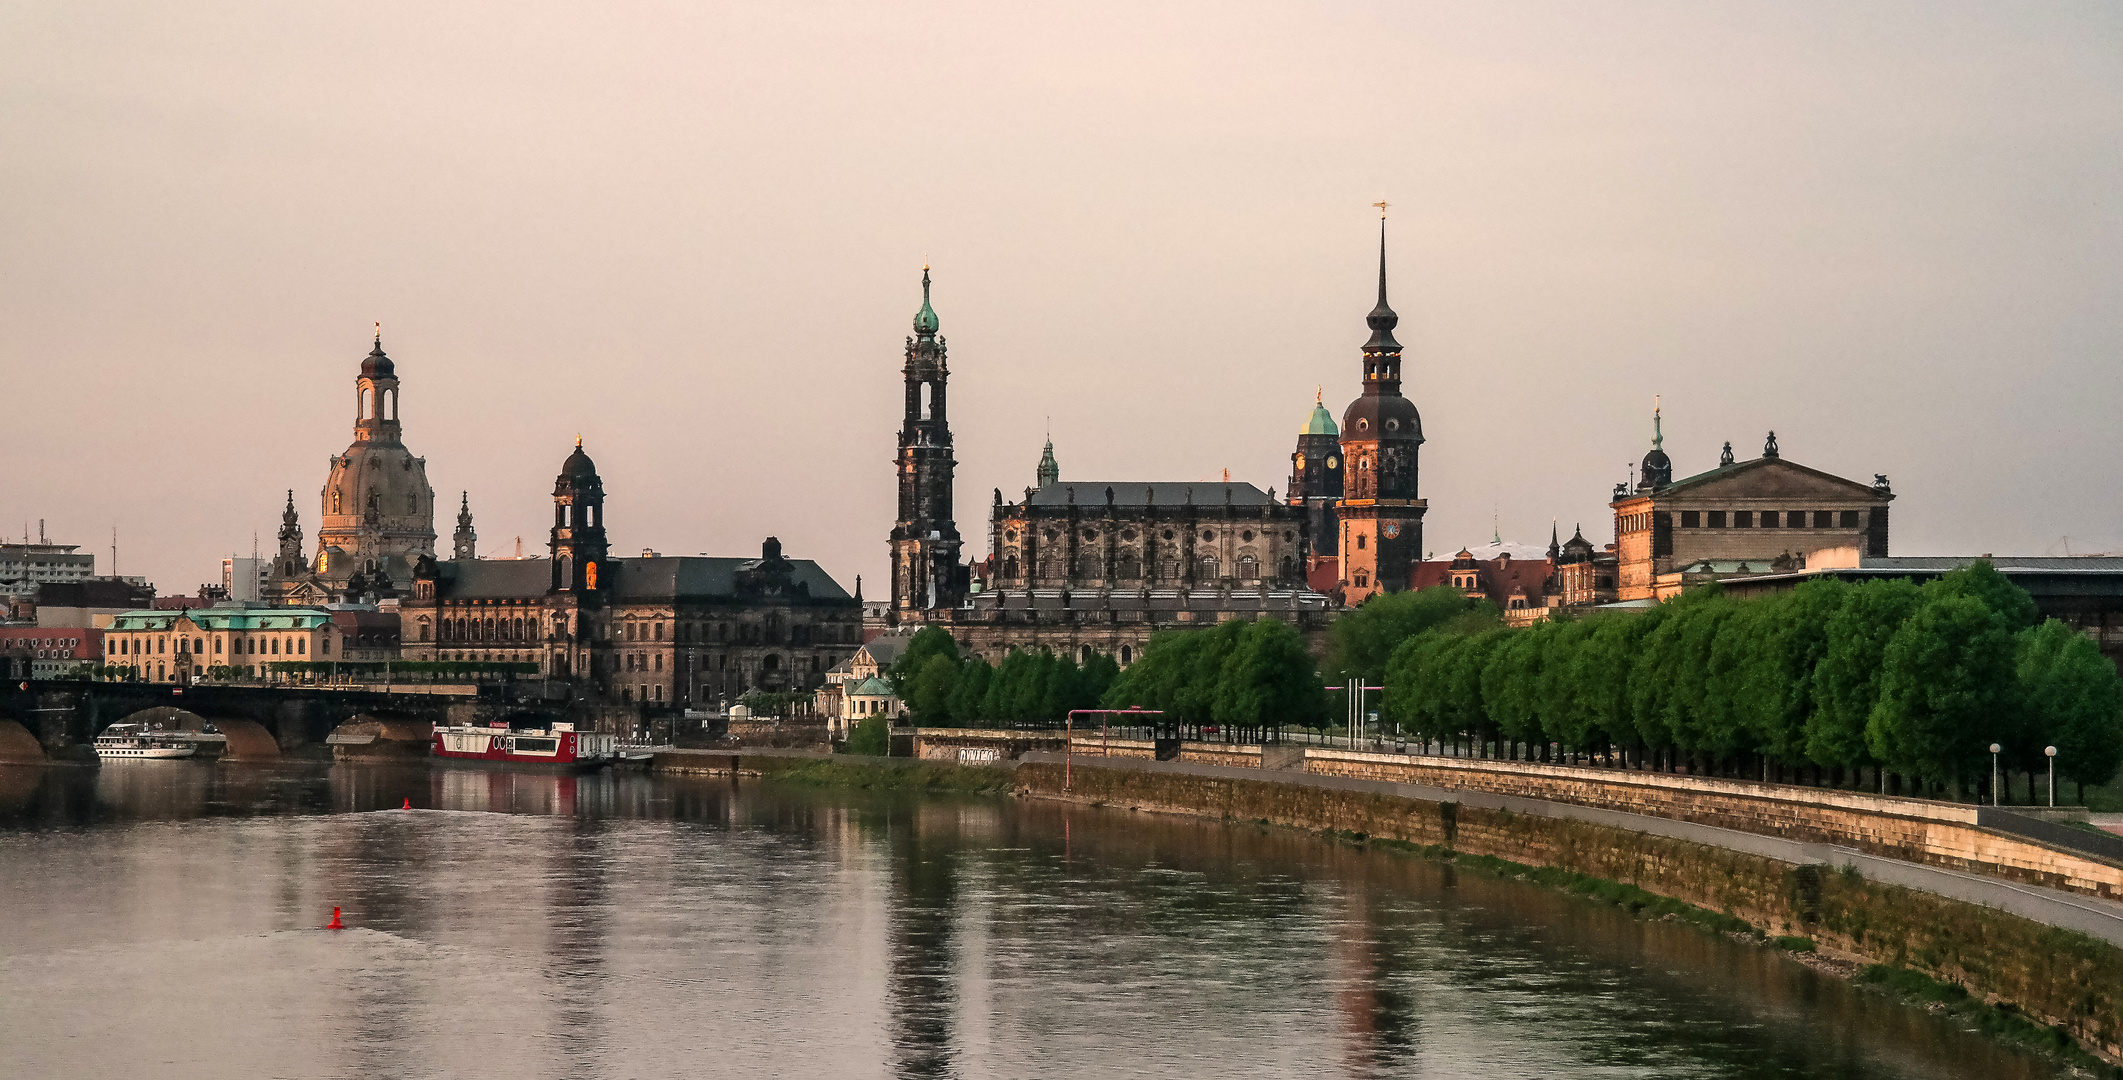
[1327,455,1340,469]
[1382,522,1401,539]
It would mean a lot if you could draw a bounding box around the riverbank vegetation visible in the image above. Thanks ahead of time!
[1378,564,2123,802]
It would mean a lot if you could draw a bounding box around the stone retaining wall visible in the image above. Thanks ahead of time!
[1303,749,2123,901]
[913,729,1067,761]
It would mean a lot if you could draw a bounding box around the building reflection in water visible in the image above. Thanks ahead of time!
[0,766,2071,1080]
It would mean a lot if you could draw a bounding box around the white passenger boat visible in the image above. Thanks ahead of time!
[94,724,199,760]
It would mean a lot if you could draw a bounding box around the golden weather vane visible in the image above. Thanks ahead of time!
[1372,200,1389,218]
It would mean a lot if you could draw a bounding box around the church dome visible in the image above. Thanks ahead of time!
[560,439,600,481]
[360,338,395,380]
[1639,447,1672,490]
[1340,393,1423,443]
[1302,393,1339,436]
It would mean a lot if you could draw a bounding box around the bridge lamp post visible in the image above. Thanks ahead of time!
[1989,743,2001,806]
[2045,745,2058,807]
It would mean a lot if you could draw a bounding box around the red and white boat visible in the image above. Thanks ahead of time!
[431,721,618,770]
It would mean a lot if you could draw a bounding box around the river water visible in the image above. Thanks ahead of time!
[0,762,2065,1080]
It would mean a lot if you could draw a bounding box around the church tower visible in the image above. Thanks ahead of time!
[276,490,304,579]
[550,439,609,594]
[1288,387,1344,563]
[889,266,966,622]
[1036,437,1059,489]
[1335,212,1427,604]
[314,328,436,591]
[452,492,478,561]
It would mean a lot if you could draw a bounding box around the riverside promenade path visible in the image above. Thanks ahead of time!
[1018,751,2123,948]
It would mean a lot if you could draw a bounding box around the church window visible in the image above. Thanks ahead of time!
[1280,556,1294,579]
[1119,645,1132,665]
[1162,529,1175,541]
[1708,511,1726,528]
[1681,511,1699,528]
[1082,529,1096,541]
[1355,571,1369,587]
[1198,557,1219,579]
[1003,556,1020,579]
[360,387,374,420]
[1201,530,1215,541]
[1240,530,1253,542]
[418,621,430,642]
[1236,555,1258,580]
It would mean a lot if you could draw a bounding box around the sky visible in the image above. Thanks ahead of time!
[3,1,2120,597]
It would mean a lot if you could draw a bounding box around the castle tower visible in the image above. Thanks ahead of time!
[1638,398,1673,492]
[1288,386,1344,561]
[889,266,966,622]
[550,438,609,594]
[1335,213,1427,604]
[315,328,436,589]
[452,492,477,561]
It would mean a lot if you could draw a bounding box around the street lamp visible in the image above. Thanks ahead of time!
[1989,743,2002,806]
[2045,745,2058,807]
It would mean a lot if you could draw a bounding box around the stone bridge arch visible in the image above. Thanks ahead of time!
[116,707,281,762]
[0,717,44,763]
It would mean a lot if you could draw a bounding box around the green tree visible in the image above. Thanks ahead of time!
[1807,578,1922,770]
[1212,618,1327,729]
[1926,560,2040,632]
[1573,614,1652,757]
[847,713,889,755]
[1040,656,1085,721]
[1739,580,1846,770]
[2016,619,2123,796]
[887,626,962,691]
[1078,652,1121,709]
[1481,626,1546,756]
[1868,593,2020,789]
[905,653,960,725]
[1383,630,1456,737]
[947,658,994,727]
[1326,587,1491,688]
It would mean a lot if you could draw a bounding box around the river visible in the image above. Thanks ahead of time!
[0,762,2067,1079]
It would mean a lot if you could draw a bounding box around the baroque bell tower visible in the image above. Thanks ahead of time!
[889,265,967,622]
[1336,208,1428,604]
[550,438,609,594]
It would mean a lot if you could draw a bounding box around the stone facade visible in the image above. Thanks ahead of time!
[399,442,861,715]
[1610,427,1893,601]
[889,267,969,624]
[101,606,338,682]
[270,333,438,605]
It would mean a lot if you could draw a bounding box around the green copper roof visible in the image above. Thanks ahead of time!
[913,266,939,336]
[1302,389,1338,436]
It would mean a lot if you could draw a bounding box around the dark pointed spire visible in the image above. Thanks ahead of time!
[1364,217,1401,351]
[913,263,939,337]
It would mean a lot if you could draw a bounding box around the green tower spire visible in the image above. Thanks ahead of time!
[1036,435,1059,489]
[913,263,939,337]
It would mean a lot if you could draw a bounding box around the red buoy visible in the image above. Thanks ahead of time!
[402,798,411,810]
[327,907,344,930]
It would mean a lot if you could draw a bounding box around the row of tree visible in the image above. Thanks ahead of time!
[886,627,1122,727]
[1100,617,1328,730]
[1378,565,2123,797]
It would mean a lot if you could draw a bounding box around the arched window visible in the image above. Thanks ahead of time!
[1079,645,1093,664]
[360,387,374,420]
[1115,553,1141,580]
[919,381,932,420]
[1119,644,1132,666]
[1003,555,1020,579]
[1236,554,1258,581]
[383,389,396,420]
[1198,557,1219,580]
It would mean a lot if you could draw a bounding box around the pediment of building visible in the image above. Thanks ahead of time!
[1664,458,1884,504]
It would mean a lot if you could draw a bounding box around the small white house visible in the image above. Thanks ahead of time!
[844,677,902,725]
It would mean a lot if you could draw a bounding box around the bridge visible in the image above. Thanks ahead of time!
[0,680,581,762]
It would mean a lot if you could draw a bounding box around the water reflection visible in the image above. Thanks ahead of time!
[0,763,2068,1080]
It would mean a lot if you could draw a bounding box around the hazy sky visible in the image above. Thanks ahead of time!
[4,2,2119,597]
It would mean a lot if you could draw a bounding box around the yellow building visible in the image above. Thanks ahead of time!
[101,606,339,682]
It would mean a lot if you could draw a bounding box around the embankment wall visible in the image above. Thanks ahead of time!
[1303,750,2123,901]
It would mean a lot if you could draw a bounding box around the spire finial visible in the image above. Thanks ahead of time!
[912,264,939,336]
[373,320,381,344]
[575,434,582,448]
[1315,384,1322,405]
[1652,395,1664,450]
[1372,200,1389,219]
[1363,211,1401,350]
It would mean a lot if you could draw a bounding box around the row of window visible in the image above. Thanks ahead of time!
[421,613,855,647]
[106,635,317,656]
[3,637,81,648]
[1005,554,1287,581]
[1682,509,1862,530]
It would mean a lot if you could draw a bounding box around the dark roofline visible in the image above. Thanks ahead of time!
[1639,456,1891,503]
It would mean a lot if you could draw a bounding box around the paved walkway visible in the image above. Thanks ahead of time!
[1022,751,2123,947]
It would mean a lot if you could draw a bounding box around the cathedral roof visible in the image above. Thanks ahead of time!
[1022,482,1275,509]
[430,555,854,602]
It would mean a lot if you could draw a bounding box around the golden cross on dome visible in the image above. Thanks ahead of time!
[1372,200,1389,218]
